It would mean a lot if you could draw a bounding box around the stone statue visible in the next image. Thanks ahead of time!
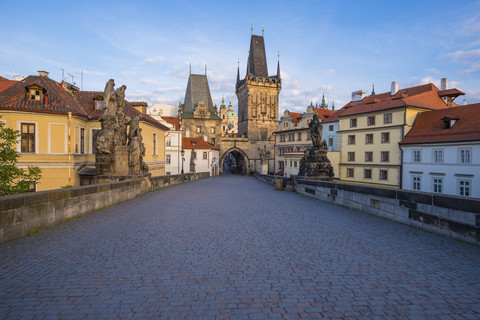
[102,79,117,118]
[298,113,334,179]
[190,148,196,173]
[309,113,323,148]
[95,80,149,178]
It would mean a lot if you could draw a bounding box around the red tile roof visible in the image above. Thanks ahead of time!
[313,107,336,121]
[161,116,180,130]
[289,112,303,124]
[400,103,480,145]
[182,137,219,150]
[339,83,457,117]
[0,74,169,131]
[73,91,169,131]
[323,105,349,123]
[0,76,17,93]
[0,75,88,117]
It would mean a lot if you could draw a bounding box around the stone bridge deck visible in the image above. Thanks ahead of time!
[1,176,479,319]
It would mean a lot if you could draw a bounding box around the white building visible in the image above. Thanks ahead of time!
[400,103,480,198]
[146,107,183,175]
[182,137,220,176]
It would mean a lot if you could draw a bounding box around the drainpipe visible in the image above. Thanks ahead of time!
[67,112,72,185]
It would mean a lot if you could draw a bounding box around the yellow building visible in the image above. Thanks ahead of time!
[338,81,464,188]
[0,71,168,191]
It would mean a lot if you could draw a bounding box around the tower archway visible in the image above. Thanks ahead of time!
[220,147,250,175]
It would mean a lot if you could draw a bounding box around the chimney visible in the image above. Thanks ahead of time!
[37,71,49,77]
[441,78,448,90]
[351,90,365,102]
[391,81,398,96]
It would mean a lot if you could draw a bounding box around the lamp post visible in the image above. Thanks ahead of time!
[181,149,185,174]
[267,150,271,175]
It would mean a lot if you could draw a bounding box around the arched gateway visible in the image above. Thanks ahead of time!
[220,147,249,175]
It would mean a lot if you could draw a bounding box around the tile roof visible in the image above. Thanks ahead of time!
[289,112,303,124]
[0,76,17,93]
[0,75,88,117]
[182,137,219,150]
[161,116,180,130]
[339,83,455,117]
[400,103,480,145]
[323,105,349,123]
[73,91,169,131]
[313,107,336,121]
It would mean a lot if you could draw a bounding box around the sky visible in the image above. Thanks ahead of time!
[1,0,479,115]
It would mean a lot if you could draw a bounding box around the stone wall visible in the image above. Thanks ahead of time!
[0,173,204,244]
[295,178,480,245]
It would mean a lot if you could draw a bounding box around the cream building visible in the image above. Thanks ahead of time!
[274,103,338,177]
[338,80,464,188]
[0,71,168,191]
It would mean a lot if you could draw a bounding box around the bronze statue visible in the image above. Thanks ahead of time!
[308,113,323,148]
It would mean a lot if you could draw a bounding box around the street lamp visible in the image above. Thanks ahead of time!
[181,149,185,174]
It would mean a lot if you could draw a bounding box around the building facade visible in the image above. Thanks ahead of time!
[0,71,168,191]
[400,103,480,198]
[181,137,220,176]
[338,81,464,188]
[274,103,337,177]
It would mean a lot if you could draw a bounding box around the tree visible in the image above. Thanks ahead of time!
[0,118,41,196]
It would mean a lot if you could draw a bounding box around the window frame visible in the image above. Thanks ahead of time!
[365,133,373,144]
[379,169,388,181]
[384,113,392,124]
[365,151,373,162]
[412,149,422,163]
[381,132,390,143]
[432,177,443,193]
[350,118,357,128]
[20,122,37,153]
[458,148,472,164]
[381,151,389,162]
[412,175,422,191]
[346,168,354,178]
[458,179,471,197]
[433,148,444,163]
[367,116,375,126]
[364,169,372,179]
[348,135,356,145]
[347,152,355,162]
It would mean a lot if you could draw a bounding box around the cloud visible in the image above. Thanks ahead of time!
[144,56,165,64]
[139,78,159,85]
[464,89,480,103]
[122,70,138,76]
[444,48,480,74]
[81,70,108,76]
[153,87,184,94]
[324,68,336,75]
[0,71,18,79]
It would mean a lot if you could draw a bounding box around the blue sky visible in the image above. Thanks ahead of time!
[1,0,479,114]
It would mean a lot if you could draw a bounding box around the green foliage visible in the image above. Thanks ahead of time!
[61,184,73,189]
[0,118,42,196]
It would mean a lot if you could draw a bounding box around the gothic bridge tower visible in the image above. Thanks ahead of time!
[236,33,281,141]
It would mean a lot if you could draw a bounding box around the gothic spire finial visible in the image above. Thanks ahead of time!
[262,25,264,36]
[372,84,375,95]
[237,60,240,84]
[251,23,253,35]
[276,52,281,80]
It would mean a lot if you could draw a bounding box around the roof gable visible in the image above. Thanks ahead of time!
[182,74,219,119]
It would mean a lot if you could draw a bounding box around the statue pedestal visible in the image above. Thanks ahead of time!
[260,162,268,175]
[298,145,334,179]
[114,146,129,176]
[190,164,196,173]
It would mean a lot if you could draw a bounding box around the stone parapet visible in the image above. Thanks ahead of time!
[294,178,480,245]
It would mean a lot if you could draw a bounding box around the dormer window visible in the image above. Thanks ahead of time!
[30,89,41,101]
[441,116,458,129]
[27,85,44,101]
[95,100,104,109]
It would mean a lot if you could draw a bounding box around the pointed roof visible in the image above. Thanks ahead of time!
[247,35,268,77]
[182,73,220,119]
[236,61,241,84]
[277,60,281,79]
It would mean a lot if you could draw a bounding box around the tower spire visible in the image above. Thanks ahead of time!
[262,25,264,36]
[236,60,240,84]
[277,52,281,80]
[371,84,375,95]
[251,23,253,35]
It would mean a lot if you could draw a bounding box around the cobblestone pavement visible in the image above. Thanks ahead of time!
[1,176,480,320]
